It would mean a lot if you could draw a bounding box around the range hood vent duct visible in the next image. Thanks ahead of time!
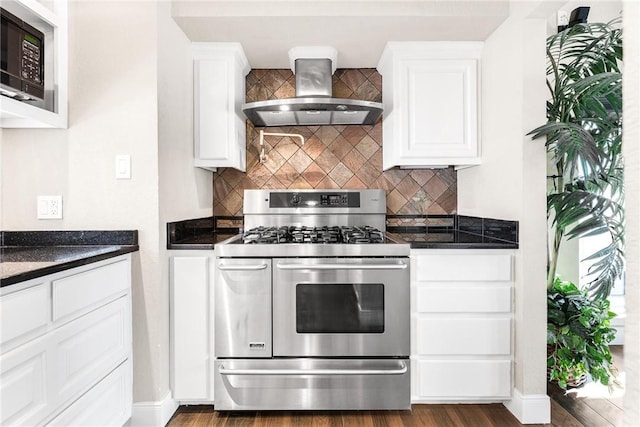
[242,46,383,127]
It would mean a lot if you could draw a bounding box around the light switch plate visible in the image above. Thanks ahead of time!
[115,155,131,179]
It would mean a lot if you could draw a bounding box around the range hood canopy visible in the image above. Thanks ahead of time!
[242,46,383,127]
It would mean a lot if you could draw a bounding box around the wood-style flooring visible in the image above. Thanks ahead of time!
[167,346,625,427]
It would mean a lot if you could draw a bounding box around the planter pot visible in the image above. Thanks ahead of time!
[547,344,587,388]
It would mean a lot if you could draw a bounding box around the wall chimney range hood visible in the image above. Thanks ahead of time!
[242,46,383,127]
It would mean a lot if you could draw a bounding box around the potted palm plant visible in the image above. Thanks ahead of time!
[528,18,623,389]
[529,18,623,298]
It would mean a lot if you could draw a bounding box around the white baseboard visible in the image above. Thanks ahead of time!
[130,392,179,427]
[503,388,550,424]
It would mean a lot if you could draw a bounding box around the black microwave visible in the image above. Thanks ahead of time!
[1,7,45,101]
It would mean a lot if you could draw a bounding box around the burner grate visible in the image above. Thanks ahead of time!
[242,225,385,244]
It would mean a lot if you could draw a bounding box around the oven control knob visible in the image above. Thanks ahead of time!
[291,193,300,205]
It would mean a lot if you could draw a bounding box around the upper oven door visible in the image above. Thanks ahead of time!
[273,257,409,357]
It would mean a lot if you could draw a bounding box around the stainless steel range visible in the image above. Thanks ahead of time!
[214,189,410,411]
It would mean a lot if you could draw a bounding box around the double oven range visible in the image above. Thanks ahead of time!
[214,189,410,411]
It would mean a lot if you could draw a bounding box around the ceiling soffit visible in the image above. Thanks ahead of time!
[172,0,511,68]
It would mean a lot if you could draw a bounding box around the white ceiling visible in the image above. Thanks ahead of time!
[172,0,514,68]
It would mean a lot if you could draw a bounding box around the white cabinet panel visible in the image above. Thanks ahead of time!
[377,42,482,169]
[416,317,511,355]
[415,360,511,399]
[0,255,132,426]
[414,253,512,282]
[53,259,129,324]
[410,249,515,402]
[416,286,511,313]
[193,43,250,172]
[54,296,129,403]
[407,60,476,158]
[171,255,212,401]
[0,339,49,426]
[1,282,49,346]
[47,360,132,427]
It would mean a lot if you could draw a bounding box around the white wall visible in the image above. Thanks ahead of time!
[457,5,549,422]
[156,0,214,405]
[0,0,189,405]
[622,1,639,423]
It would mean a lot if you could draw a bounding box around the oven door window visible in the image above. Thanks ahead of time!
[296,284,384,333]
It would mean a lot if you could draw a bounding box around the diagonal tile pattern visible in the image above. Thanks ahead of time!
[213,69,458,216]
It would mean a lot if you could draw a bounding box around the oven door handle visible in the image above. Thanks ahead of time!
[218,361,407,376]
[218,263,268,271]
[276,262,407,270]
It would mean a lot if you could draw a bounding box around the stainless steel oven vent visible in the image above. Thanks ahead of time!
[242,46,383,127]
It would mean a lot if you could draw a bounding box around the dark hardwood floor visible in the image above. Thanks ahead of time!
[167,346,625,427]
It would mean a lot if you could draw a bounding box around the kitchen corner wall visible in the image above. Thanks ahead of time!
[213,69,457,216]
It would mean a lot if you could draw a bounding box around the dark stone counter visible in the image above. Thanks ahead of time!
[388,214,518,249]
[1,230,139,287]
[391,230,518,249]
[166,216,239,250]
[166,214,518,250]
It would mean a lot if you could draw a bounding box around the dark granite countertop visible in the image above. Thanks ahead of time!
[1,230,139,288]
[391,230,518,249]
[166,214,518,250]
[168,233,238,250]
[167,216,239,250]
[388,214,518,249]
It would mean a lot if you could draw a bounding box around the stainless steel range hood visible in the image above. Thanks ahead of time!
[242,47,383,127]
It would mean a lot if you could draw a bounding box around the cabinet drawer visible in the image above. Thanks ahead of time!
[53,296,130,404]
[416,286,511,313]
[414,254,512,282]
[47,360,131,427]
[416,317,511,355]
[415,359,511,398]
[1,283,49,347]
[0,337,50,426]
[53,259,129,323]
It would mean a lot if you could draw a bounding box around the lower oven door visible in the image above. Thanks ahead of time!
[214,358,410,410]
[273,257,409,357]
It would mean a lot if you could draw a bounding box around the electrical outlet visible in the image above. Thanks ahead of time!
[37,196,63,219]
[557,10,569,31]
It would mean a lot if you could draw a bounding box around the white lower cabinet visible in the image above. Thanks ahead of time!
[0,255,132,426]
[411,249,514,402]
[170,251,215,402]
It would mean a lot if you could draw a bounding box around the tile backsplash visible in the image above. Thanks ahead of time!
[212,69,457,216]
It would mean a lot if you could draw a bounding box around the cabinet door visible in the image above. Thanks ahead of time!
[402,59,478,163]
[193,43,249,172]
[171,255,213,401]
[195,59,234,166]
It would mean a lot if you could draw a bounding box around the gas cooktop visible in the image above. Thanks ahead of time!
[215,189,410,258]
[242,226,384,245]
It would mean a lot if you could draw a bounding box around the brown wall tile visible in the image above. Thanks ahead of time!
[212,69,457,216]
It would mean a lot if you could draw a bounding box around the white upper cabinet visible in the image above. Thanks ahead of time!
[1,0,68,128]
[193,43,250,172]
[377,42,482,169]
